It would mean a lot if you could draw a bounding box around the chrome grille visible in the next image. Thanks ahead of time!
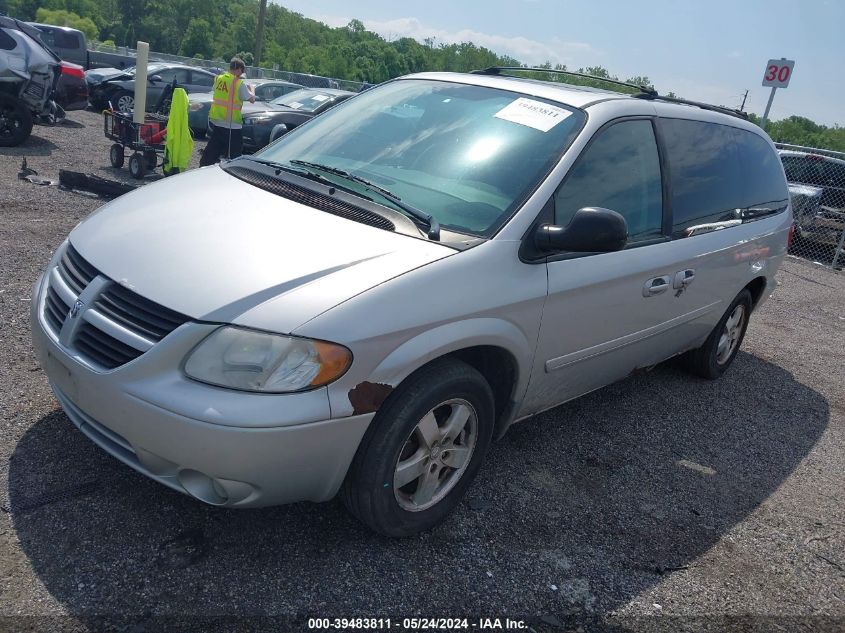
[75,323,144,370]
[58,243,98,295]
[94,283,189,342]
[42,243,191,370]
[44,286,70,333]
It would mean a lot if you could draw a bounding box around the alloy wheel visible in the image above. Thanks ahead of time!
[393,398,478,512]
[716,304,746,365]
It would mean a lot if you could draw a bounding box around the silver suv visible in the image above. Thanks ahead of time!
[31,70,791,536]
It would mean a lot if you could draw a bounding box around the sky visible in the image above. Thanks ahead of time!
[274,0,844,126]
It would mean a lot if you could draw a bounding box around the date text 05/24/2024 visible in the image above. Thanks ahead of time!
[307,618,529,630]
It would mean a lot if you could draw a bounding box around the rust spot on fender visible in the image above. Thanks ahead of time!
[348,381,394,415]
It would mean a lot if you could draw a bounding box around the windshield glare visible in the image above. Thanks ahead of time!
[256,79,585,238]
[272,89,333,111]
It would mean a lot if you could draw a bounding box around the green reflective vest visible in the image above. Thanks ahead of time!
[209,72,243,125]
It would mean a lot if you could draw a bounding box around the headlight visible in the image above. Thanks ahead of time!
[184,326,352,393]
[244,115,272,125]
[189,102,203,111]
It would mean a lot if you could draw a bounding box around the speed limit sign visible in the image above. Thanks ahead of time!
[762,59,795,88]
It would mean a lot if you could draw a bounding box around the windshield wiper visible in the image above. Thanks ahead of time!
[290,160,441,240]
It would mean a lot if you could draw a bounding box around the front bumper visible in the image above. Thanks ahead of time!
[30,271,373,508]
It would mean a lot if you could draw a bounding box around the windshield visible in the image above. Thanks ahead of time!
[125,63,164,77]
[271,89,335,112]
[256,79,585,238]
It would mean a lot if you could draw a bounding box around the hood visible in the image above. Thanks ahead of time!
[86,67,132,84]
[68,167,453,332]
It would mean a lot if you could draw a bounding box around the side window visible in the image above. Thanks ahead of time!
[554,119,663,241]
[0,29,17,50]
[732,129,788,207]
[156,68,190,84]
[190,71,214,88]
[660,118,744,235]
[34,27,55,48]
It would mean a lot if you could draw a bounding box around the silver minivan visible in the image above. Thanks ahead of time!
[31,71,791,536]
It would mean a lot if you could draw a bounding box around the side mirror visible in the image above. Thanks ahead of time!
[149,74,162,83]
[534,207,628,253]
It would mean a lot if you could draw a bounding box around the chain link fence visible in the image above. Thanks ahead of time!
[88,42,366,92]
[776,143,845,271]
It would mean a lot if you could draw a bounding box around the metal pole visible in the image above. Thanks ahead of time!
[832,224,845,271]
[255,0,268,67]
[760,86,777,131]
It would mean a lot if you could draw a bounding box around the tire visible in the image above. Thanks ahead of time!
[0,94,34,147]
[143,150,157,171]
[128,152,145,179]
[269,123,288,143]
[114,91,134,113]
[684,289,752,379]
[109,143,125,168]
[341,358,495,537]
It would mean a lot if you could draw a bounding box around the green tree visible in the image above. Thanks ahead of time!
[179,18,213,58]
[34,7,98,40]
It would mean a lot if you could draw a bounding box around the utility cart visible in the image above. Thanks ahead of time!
[103,110,167,179]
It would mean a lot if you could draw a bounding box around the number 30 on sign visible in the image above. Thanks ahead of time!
[762,59,795,88]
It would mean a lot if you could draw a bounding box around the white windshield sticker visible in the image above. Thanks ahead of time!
[494,98,571,132]
[287,101,303,109]
[312,94,329,102]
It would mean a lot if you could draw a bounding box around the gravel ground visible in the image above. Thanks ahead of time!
[1,111,844,632]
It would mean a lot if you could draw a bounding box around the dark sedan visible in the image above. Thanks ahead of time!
[218,88,355,152]
[87,63,218,111]
[188,79,303,137]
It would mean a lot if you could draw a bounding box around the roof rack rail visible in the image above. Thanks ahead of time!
[634,92,749,120]
[471,66,749,120]
[471,66,657,97]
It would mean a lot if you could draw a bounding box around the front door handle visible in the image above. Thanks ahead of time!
[673,269,695,289]
[643,275,672,297]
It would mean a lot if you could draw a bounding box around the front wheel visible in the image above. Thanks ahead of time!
[128,152,145,179]
[341,359,495,537]
[114,91,134,113]
[684,289,752,379]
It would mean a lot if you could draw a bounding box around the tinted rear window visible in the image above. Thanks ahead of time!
[732,129,788,207]
[661,118,745,233]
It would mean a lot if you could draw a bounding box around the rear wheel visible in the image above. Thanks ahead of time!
[684,289,752,379]
[109,143,125,168]
[342,359,494,537]
[144,150,157,171]
[0,94,34,147]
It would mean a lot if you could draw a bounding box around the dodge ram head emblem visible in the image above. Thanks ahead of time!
[69,299,84,319]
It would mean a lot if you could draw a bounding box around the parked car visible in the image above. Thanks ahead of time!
[31,71,791,536]
[88,63,218,111]
[26,22,135,70]
[188,78,303,137]
[779,148,845,248]
[210,87,354,152]
[54,60,88,110]
[0,16,62,146]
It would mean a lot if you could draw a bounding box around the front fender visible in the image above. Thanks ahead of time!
[326,317,534,419]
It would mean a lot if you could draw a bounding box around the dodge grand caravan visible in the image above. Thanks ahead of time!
[31,70,791,536]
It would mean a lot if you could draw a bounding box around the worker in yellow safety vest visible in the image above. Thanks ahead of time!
[199,57,255,166]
